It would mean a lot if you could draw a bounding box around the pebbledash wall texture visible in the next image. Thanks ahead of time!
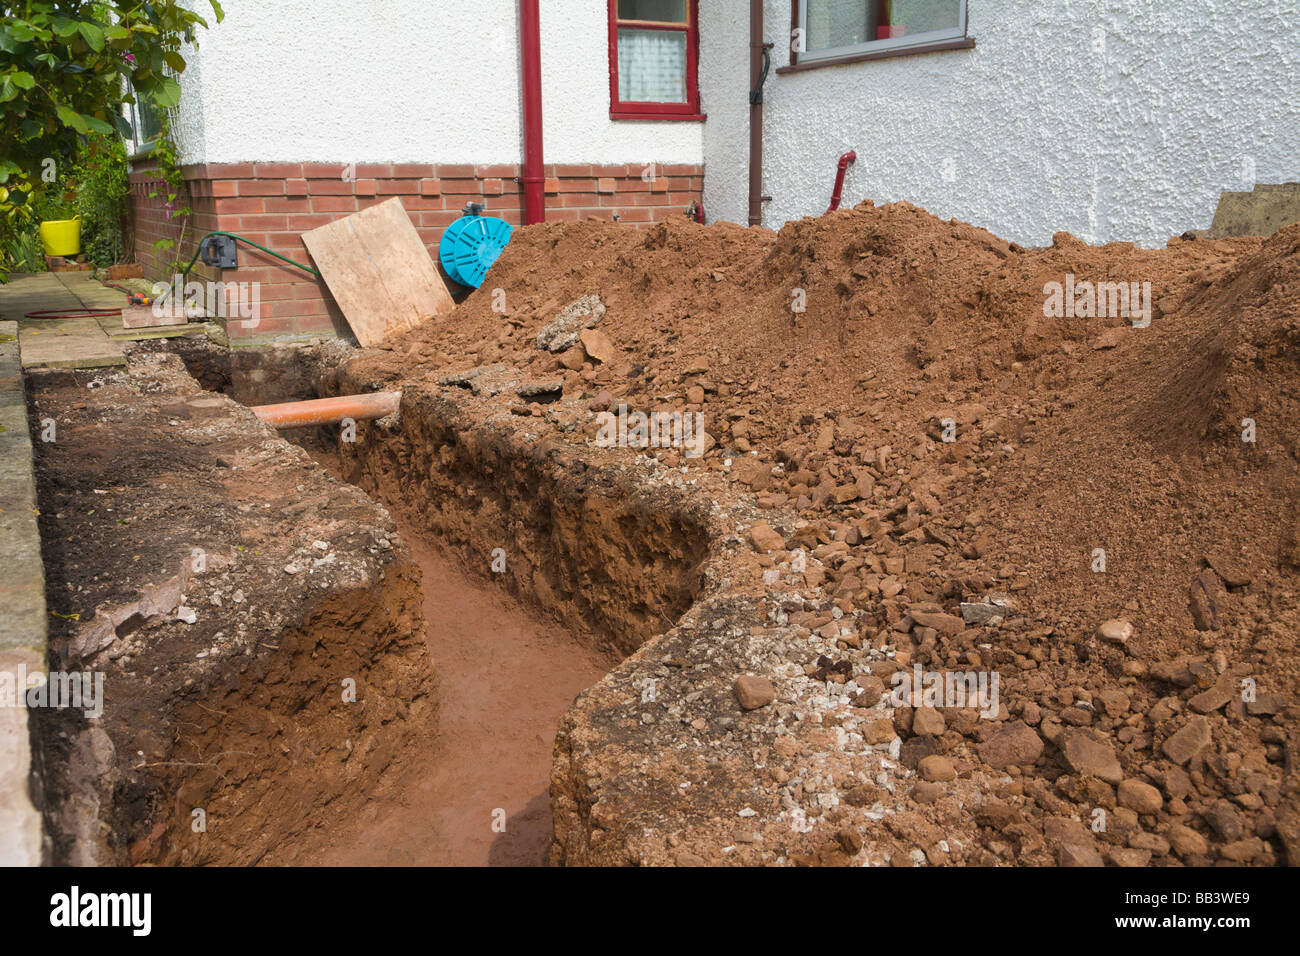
[128,160,703,343]
[700,0,1300,247]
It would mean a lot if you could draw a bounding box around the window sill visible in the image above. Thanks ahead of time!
[610,111,707,122]
[127,139,159,163]
[776,36,975,74]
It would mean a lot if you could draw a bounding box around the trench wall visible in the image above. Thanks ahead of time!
[322,377,714,659]
[27,353,437,866]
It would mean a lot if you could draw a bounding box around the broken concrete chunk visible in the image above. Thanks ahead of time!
[436,363,523,396]
[1096,618,1133,646]
[437,363,508,388]
[516,379,563,399]
[961,594,1013,625]
[68,558,192,663]
[536,295,606,352]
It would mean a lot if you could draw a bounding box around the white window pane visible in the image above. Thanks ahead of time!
[618,0,687,23]
[805,0,962,52]
[618,28,687,103]
[805,0,874,51]
[886,0,962,38]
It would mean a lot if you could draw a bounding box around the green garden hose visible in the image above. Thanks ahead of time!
[181,231,320,280]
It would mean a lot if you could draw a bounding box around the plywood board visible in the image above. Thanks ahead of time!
[301,197,455,346]
[19,317,125,369]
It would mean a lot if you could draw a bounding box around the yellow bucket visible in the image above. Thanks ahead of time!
[39,217,81,257]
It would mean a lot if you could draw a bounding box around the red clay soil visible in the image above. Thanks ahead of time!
[284,531,611,866]
[338,201,1300,864]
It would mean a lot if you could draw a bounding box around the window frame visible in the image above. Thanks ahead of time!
[784,0,973,72]
[607,0,704,121]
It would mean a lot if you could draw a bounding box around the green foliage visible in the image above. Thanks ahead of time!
[146,116,192,275]
[1,215,44,273]
[0,132,129,274]
[0,170,74,275]
[73,133,129,267]
[0,0,224,280]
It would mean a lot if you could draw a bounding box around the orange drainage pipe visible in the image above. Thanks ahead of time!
[250,391,402,429]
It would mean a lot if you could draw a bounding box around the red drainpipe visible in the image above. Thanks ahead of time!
[825,150,857,214]
[518,0,545,224]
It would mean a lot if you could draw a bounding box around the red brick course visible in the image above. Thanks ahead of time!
[131,160,704,344]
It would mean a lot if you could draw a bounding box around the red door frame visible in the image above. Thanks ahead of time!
[607,0,704,120]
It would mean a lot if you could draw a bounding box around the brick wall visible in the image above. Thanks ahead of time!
[127,160,704,345]
[128,158,220,285]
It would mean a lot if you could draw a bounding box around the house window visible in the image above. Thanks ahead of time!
[124,84,164,155]
[608,0,703,120]
[791,0,970,66]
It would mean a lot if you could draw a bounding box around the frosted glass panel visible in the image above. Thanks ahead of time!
[618,28,687,102]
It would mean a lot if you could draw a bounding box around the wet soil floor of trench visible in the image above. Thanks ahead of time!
[281,522,613,866]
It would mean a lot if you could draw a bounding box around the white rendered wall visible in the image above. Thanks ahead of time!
[704,0,1300,246]
[539,0,704,163]
[698,2,750,222]
[175,0,703,166]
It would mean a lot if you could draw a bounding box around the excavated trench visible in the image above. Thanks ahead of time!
[31,340,712,866]
[279,371,714,864]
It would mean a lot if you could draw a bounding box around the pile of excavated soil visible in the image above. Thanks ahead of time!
[344,203,1298,866]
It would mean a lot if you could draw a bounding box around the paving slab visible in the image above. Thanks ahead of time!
[0,272,81,323]
[3,271,223,346]
[18,317,126,370]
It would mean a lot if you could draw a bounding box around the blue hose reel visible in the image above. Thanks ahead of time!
[439,205,513,288]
